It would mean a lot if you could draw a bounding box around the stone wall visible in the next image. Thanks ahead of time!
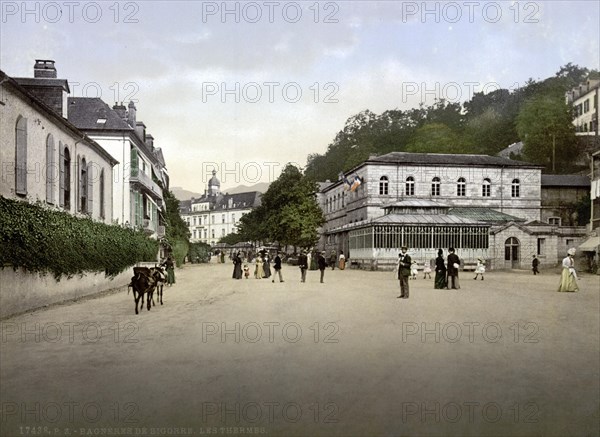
[0,267,132,319]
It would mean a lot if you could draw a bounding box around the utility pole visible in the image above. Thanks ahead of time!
[552,133,556,173]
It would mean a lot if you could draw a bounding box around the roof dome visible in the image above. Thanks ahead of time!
[208,170,220,187]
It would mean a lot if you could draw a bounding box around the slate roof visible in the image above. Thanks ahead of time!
[367,152,539,168]
[180,192,262,213]
[448,207,525,223]
[67,97,133,131]
[541,175,590,187]
[497,141,524,158]
[13,77,70,92]
[372,214,485,225]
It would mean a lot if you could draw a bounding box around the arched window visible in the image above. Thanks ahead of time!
[457,177,466,196]
[15,116,27,195]
[60,145,71,210]
[405,176,415,196]
[46,134,55,204]
[79,157,88,213]
[379,176,389,195]
[342,192,345,208]
[511,179,520,197]
[431,177,440,196]
[482,178,491,197]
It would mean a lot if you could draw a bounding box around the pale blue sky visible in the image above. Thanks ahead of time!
[1,1,598,191]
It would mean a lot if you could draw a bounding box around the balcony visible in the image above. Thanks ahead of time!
[142,218,156,235]
[130,169,163,202]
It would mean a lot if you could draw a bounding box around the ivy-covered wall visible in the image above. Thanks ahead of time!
[0,196,159,280]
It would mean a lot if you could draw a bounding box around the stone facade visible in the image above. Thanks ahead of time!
[0,72,116,224]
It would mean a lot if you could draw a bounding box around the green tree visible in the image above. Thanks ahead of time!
[163,189,191,266]
[405,123,470,154]
[238,165,324,248]
[516,94,577,172]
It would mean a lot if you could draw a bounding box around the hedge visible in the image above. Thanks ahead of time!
[0,196,159,280]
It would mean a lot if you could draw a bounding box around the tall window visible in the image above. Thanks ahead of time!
[431,177,440,196]
[511,179,520,197]
[405,176,415,196]
[15,116,27,195]
[79,158,92,214]
[482,178,491,197]
[99,169,105,219]
[46,134,55,204]
[379,176,389,195]
[537,238,545,255]
[60,145,71,210]
[222,214,225,223]
[457,178,466,196]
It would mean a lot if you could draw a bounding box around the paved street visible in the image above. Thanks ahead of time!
[1,263,599,437]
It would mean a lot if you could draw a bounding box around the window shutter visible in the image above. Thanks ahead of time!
[46,135,55,203]
[87,162,93,216]
[130,148,138,177]
[15,117,27,195]
[59,145,65,207]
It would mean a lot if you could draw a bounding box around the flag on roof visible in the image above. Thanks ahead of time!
[350,175,362,192]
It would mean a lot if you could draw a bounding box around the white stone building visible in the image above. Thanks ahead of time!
[566,79,599,136]
[179,171,261,246]
[319,152,587,270]
[0,68,117,223]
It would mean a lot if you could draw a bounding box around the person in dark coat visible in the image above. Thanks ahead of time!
[434,249,447,289]
[162,256,176,286]
[329,251,336,270]
[263,254,271,279]
[397,246,411,298]
[298,251,308,283]
[532,255,540,275]
[318,251,328,283]
[232,252,243,279]
[447,248,460,289]
[272,252,284,283]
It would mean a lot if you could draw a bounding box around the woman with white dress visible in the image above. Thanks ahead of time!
[473,258,485,280]
[558,248,579,292]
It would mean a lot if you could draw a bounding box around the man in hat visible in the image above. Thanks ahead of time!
[318,251,328,283]
[298,250,308,283]
[532,255,540,275]
[447,248,460,289]
[397,246,412,298]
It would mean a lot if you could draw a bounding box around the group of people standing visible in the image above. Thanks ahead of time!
[397,247,468,299]
[232,251,284,282]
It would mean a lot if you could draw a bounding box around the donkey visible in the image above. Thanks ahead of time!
[149,266,166,307]
[128,267,157,314]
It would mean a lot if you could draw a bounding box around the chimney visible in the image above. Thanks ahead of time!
[145,134,154,150]
[135,121,146,142]
[34,60,57,78]
[113,102,127,120]
[127,101,136,127]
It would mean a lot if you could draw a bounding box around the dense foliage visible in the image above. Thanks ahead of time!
[238,164,324,248]
[163,189,191,266]
[304,64,597,181]
[187,242,212,263]
[0,196,158,280]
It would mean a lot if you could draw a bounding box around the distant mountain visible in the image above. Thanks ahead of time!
[170,187,202,201]
[227,182,270,194]
[171,182,269,201]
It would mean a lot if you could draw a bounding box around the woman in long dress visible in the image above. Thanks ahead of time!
[558,248,579,292]
[263,254,271,279]
[232,252,243,279]
[339,251,346,270]
[255,256,264,279]
[434,249,447,289]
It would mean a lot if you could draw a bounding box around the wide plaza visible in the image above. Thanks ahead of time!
[1,263,598,437]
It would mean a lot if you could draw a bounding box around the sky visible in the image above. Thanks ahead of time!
[1,1,599,192]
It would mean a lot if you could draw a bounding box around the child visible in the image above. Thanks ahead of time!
[243,264,250,279]
[410,261,418,280]
[474,258,485,280]
[423,262,432,279]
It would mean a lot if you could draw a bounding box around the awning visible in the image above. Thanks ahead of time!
[578,236,600,252]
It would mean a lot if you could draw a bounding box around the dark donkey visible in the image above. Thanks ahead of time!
[150,266,166,307]
[128,267,157,314]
